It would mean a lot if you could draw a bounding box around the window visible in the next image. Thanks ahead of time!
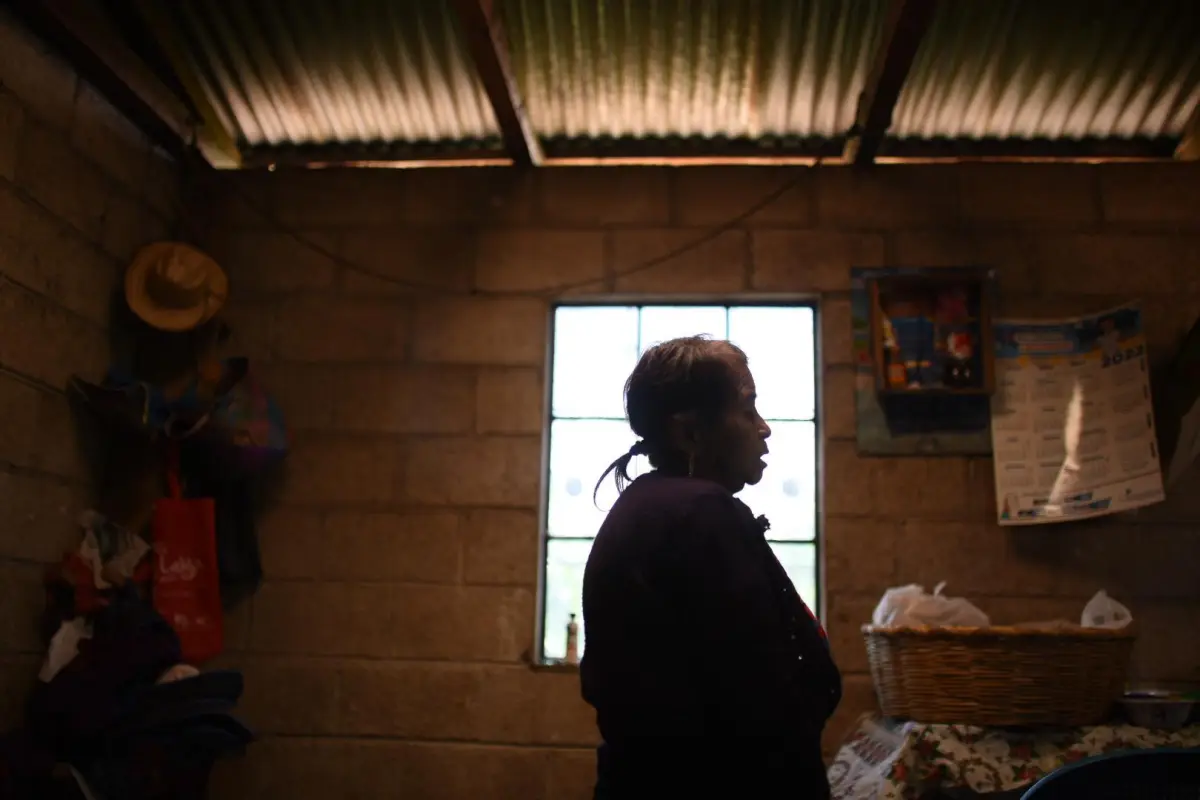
[540,303,819,661]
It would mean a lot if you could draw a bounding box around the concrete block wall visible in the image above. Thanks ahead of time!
[197,159,1200,799]
[0,10,181,724]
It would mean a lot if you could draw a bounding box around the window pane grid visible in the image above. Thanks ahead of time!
[541,303,820,661]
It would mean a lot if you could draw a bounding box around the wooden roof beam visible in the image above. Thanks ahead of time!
[845,0,939,167]
[451,0,543,167]
[8,0,194,158]
[1177,99,1200,161]
[131,0,241,168]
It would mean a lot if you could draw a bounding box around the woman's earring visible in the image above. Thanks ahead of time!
[687,452,695,478]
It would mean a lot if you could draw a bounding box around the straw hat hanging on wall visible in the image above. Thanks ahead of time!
[125,242,228,332]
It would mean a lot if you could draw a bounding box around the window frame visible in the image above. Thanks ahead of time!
[535,297,823,664]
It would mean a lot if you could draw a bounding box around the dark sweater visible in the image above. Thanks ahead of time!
[581,472,842,798]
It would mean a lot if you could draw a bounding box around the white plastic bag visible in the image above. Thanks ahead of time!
[38,617,93,682]
[871,582,991,628]
[1081,590,1133,629]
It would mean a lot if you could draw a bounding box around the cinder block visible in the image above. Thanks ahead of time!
[527,669,599,746]
[403,168,535,225]
[235,657,340,735]
[611,228,747,293]
[333,661,530,741]
[477,367,544,434]
[199,171,272,232]
[331,365,476,434]
[871,458,970,520]
[822,439,869,517]
[1008,523,1121,598]
[1100,162,1200,228]
[964,458,997,523]
[31,389,86,479]
[71,82,149,192]
[816,165,960,229]
[1134,473,1200,524]
[536,168,671,226]
[1032,233,1191,296]
[389,583,535,661]
[400,435,541,508]
[0,90,22,181]
[673,166,814,227]
[15,121,111,242]
[822,366,856,440]
[210,738,550,800]
[288,511,460,583]
[752,230,883,292]
[0,372,39,467]
[250,582,393,657]
[221,300,275,363]
[250,582,533,661]
[412,297,548,366]
[896,520,1010,596]
[208,230,338,296]
[5,188,118,324]
[958,164,1100,228]
[0,13,77,130]
[142,146,181,219]
[1072,524,1200,602]
[101,191,171,269]
[269,168,407,228]
[0,562,46,653]
[823,517,900,595]
[1127,600,1200,682]
[0,470,85,562]
[255,508,324,577]
[222,597,253,653]
[825,592,878,674]
[254,363,333,430]
[339,228,474,295]
[889,230,1038,294]
[462,508,539,585]
[546,748,597,800]
[276,434,400,507]
[275,296,411,363]
[475,229,605,293]
[0,657,39,728]
[0,280,108,386]
[820,295,853,367]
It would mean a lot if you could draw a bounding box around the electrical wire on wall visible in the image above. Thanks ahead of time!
[180,157,824,299]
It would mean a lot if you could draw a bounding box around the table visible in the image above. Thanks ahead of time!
[828,714,1200,800]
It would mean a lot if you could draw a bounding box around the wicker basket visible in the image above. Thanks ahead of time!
[863,624,1137,726]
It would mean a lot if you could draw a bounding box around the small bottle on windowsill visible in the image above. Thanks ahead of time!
[565,613,580,666]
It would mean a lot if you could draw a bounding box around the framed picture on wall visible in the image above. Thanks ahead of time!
[868,273,995,395]
[851,266,996,456]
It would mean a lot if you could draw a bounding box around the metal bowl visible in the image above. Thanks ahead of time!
[1121,691,1194,730]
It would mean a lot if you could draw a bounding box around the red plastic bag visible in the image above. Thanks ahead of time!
[152,443,223,663]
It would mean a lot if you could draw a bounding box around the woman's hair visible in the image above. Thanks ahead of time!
[593,335,747,502]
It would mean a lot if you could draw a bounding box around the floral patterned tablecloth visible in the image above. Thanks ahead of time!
[828,714,1200,800]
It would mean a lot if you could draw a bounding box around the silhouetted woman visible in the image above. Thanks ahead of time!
[581,336,842,799]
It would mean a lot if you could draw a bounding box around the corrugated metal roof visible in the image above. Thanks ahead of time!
[157,0,501,148]
[106,0,1200,161]
[891,0,1200,140]
[503,0,887,142]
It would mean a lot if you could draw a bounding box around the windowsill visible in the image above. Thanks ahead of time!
[530,659,580,673]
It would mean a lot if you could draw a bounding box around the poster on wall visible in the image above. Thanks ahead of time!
[852,267,995,456]
[991,303,1165,525]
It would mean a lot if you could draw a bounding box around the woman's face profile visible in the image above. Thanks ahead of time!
[696,359,772,493]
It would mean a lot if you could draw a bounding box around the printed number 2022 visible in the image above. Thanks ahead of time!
[1102,344,1145,368]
